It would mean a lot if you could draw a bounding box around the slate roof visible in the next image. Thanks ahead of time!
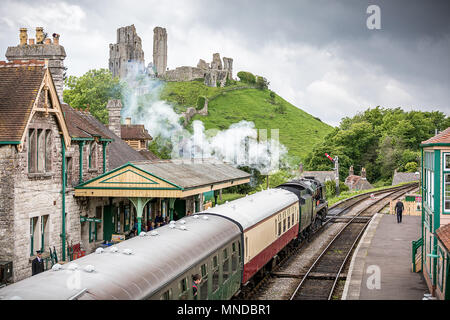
[421,127,450,145]
[0,60,46,142]
[80,113,154,170]
[61,103,112,139]
[301,171,335,183]
[345,175,374,191]
[392,171,419,186]
[436,223,450,252]
[121,124,152,140]
[61,103,157,169]
[130,159,251,189]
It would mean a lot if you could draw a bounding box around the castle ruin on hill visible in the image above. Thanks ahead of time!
[109,25,233,87]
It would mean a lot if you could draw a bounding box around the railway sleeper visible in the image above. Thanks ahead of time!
[272,271,347,280]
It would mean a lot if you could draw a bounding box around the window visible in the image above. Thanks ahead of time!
[65,157,72,187]
[30,217,39,256]
[283,219,286,232]
[45,130,52,172]
[28,129,37,173]
[37,129,45,172]
[160,289,172,300]
[41,215,49,252]
[28,128,52,174]
[200,263,208,300]
[444,153,450,171]
[223,249,229,282]
[445,174,450,212]
[179,278,188,300]
[288,215,291,229]
[278,222,281,236]
[212,255,220,292]
[232,243,238,273]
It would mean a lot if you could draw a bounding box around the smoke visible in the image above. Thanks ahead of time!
[119,62,289,175]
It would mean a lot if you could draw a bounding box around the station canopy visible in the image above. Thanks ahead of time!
[74,159,251,198]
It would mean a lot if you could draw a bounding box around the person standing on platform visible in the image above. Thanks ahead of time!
[32,250,45,276]
[395,200,404,223]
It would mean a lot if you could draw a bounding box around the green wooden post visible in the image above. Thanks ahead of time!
[169,198,176,220]
[61,135,66,262]
[129,197,152,233]
[432,149,441,286]
[79,141,85,184]
[102,141,108,173]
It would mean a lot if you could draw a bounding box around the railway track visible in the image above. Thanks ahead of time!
[241,183,418,300]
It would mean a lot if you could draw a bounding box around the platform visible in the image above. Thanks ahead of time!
[342,213,429,300]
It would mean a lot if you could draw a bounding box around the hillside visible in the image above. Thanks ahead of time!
[160,80,333,161]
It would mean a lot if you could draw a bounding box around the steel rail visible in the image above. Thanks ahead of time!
[289,184,416,300]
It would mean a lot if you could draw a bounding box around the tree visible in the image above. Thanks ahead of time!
[255,76,269,90]
[63,69,124,124]
[237,71,256,84]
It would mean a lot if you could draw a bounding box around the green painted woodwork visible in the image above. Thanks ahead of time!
[103,204,113,242]
[168,198,176,220]
[60,134,66,261]
[76,162,183,190]
[79,141,85,184]
[99,169,159,184]
[174,199,186,219]
[412,238,423,273]
[0,141,21,144]
[129,197,153,233]
[102,141,107,173]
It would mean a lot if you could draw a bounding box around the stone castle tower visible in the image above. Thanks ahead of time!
[5,27,66,100]
[153,27,167,76]
[109,25,145,79]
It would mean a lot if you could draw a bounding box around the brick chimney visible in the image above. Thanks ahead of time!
[361,167,367,179]
[349,165,354,176]
[107,99,122,138]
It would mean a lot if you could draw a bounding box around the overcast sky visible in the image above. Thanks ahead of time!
[0,0,448,126]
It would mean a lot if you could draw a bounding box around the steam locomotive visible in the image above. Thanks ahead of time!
[0,177,327,300]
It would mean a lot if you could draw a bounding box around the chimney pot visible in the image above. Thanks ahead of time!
[361,167,366,179]
[44,38,51,45]
[125,117,131,125]
[19,28,28,46]
[29,38,35,45]
[52,33,60,45]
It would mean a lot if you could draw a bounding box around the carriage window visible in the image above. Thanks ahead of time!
[200,263,208,300]
[213,255,218,268]
[283,219,286,232]
[212,269,219,292]
[179,278,188,300]
[160,289,172,300]
[223,257,230,283]
[223,248,228,260]
[201,264,207,277]
[278,222,281,236]
[288,216,291,229]
[232,249,238,273]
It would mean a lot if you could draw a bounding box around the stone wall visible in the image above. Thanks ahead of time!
[0,89,107,281]
[153,27,168,76]
[109,25,145,79]
[162,53,233,87]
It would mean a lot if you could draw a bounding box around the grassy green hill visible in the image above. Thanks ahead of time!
[160,80,333,161]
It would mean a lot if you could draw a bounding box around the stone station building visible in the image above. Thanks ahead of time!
[0,29,250,284]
